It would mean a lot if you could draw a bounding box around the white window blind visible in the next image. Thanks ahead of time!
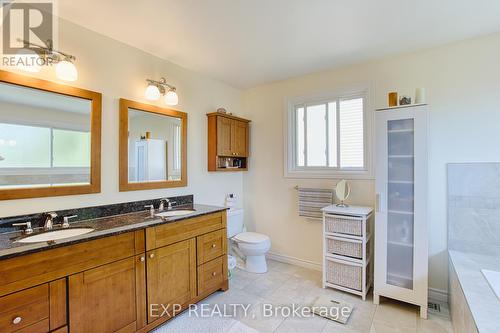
[339,98,364,168]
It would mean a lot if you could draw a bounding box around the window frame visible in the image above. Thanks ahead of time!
[172,123,182,173]
[284,87,373,179]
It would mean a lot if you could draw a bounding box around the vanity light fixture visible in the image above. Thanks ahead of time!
[16,39,78,81]
[145,77,179,106]
[145,84,161,100]
[164,90,179,106]
[55,58,78,82]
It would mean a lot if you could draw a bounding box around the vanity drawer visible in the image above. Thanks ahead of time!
[0,284,49,333]
[197,256,226,295]
[197,229,226,265]
[146,212,226,250]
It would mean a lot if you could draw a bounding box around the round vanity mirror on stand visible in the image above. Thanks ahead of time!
[335,179,351,207]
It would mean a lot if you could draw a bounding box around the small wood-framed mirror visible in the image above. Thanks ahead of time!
[119,99,187,191]
[0,70,102,200]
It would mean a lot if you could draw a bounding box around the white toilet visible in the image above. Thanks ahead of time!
[227,208,271,273]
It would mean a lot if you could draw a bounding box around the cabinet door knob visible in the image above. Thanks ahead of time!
[12,316,22,324]
[140,256,145,262]
[212,272,217,277]
[211,243,216,248]
[149,253,155,259]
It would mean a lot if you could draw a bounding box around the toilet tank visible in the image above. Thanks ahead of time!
[226,208,244,238]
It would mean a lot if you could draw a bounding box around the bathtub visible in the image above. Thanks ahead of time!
[449,250,500,333]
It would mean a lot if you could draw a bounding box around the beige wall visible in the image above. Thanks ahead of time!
[241,32,500,293]
[0,17,244,216]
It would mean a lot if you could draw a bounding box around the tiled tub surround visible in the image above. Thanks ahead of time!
[0,195,227,259]
[448,163,500,255]
[448,163,500,333]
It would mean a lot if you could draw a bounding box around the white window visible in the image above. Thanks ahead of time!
[285,91,371,178]
[0,123,91,168]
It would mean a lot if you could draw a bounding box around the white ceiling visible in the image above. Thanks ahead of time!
[59,0,500,88]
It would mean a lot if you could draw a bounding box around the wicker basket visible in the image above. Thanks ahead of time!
[324,214,363,236]
[325,258,362,291]
[326,237,363,259]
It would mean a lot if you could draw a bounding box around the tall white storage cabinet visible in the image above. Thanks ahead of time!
[374,104,428,319]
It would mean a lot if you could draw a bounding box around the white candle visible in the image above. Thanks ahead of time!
[415,88,426,104]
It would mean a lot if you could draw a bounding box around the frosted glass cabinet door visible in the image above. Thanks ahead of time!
[387,119,415,289]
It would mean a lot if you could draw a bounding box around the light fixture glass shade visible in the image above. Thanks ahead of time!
[164,90,179,106]
[15,50,41,73]
[56,60,78,81]
[145,84,161,100]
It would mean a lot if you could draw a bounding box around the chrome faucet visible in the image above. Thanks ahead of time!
[159,198,168,211]
[12,221,33,234]
[164,199,177,210]
[62,215,78,228]
[44,212,58,230]
[159,198,176,211]
[144,205,155,218]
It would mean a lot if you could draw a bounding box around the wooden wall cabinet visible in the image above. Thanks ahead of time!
[0,211,228,333]
[207,113,250,171]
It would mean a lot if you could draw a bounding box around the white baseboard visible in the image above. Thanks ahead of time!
[266,251,322,271]
[428,287,448,303]
[267,251,449,304]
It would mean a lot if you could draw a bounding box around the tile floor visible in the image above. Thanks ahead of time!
[199,260,454,333]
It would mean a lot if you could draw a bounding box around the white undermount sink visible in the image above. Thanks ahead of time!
[17,228,95,243]
[482,269,500,300]
[155,210,195,218]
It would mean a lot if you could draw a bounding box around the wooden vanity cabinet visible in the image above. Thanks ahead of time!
[207,113,250,171]
[142,211,228,329]
[146,239,197,324]
[69,257,143,332]
[0,211,228,333]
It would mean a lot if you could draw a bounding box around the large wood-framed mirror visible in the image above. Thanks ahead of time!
[119,99,187,191]
[0,70,102,200]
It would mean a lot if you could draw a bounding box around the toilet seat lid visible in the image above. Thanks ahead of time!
[233,232,269,244]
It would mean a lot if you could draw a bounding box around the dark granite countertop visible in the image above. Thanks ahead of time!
[0,204,227,260]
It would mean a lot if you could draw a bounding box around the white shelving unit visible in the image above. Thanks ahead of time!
[374,104,428,319]
[321,205,373,300]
